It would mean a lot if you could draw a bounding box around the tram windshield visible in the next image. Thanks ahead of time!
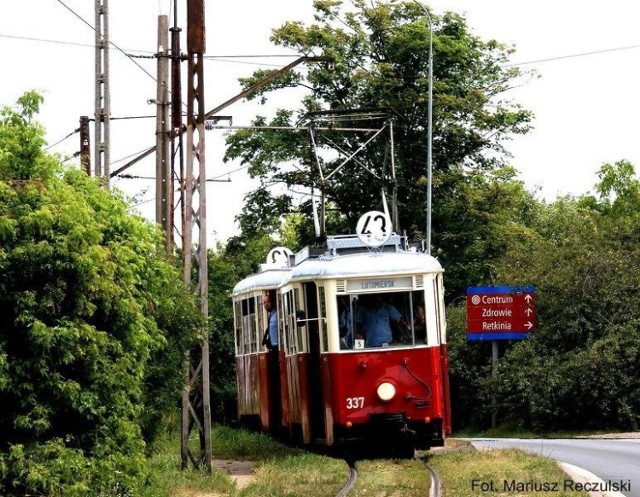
[338,290,426,349]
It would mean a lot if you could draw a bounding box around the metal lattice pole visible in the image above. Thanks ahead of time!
[181,0,211,472]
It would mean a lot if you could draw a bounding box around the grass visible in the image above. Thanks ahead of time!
[427,448,589,497]
[142,425,348,497]
[452,420,631,439]
[141,432,236,497]
[350,458,428,496]
[142,424,592,497]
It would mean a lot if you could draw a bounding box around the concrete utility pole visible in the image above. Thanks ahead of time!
[155,15,172,251]
[181,0,212,472]
[94,0,111,186]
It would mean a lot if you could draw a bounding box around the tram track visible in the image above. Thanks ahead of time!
[335,456,441,497]
[335,459,358,497]
[424,458,442,497]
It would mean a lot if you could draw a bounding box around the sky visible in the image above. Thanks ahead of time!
[2,0,640,244]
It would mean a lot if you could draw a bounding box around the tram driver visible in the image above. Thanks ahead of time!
[355,294,409,347]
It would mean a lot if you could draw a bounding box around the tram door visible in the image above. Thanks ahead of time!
[304,282,326,442]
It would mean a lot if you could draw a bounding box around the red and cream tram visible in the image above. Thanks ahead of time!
[232,233,451,455]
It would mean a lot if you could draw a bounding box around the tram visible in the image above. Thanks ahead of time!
[231,229,451,456]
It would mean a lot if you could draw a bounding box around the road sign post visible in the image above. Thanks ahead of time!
[466,285,536,428]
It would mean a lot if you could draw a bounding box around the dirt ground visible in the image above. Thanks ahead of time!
[212,459,258,489]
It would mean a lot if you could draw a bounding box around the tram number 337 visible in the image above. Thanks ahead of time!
[346,396,365,409]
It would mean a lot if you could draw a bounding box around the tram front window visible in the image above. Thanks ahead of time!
[338,290,425,349]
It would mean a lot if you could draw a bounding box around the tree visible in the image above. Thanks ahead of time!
[224,0,533,295]
[481,165,640,432]
[0,92,202,496]
[207,249,243,424]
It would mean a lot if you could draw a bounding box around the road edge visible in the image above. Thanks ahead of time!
[558,462,627,497]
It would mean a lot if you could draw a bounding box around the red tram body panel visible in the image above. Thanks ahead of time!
[232,234,452,455]
[327,348,445,424]
[439,344,452,435]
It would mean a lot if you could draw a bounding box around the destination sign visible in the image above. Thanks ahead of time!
[466,285,536,341]
[346,276,413,292]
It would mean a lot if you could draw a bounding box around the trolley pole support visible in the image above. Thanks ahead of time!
[79,116,91,175]
[181,0,212,472]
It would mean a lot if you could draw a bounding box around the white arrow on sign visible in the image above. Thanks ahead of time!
[525,307,533,316]
[525,294,533,303]
[525,321,534,329]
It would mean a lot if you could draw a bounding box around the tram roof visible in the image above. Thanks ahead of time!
[232,250,442,296]
[232,267,289,295]
[290,251,443,280]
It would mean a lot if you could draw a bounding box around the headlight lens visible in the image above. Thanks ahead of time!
[377,382,396,401]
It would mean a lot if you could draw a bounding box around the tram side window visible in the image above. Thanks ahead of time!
[283,290,297,355]
[318,286,328,353]
[249,297,258,353]
[241,297,258,354]
[295,288,305,352]
[282,288,307,355]
[234,301,242,356]
[413,289,427,344]
[339,290,426,349]
[256,295,264,349]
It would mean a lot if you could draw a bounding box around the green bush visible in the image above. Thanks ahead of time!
[0,92,201,495]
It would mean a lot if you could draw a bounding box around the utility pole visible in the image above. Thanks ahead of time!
[170,1,184,251]
[181,0,212,472]
[155,15,172,251]
[79,116,91,175]
[94,0,111,186]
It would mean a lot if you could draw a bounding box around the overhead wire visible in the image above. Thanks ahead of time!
[55,0,157,82]
[504,43,640,67]
[9,6,640,180]
[45,128,80,151]
[10,29,638,70]
[0,33,90,48]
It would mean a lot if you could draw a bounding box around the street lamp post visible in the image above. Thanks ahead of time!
[411,1,433,255]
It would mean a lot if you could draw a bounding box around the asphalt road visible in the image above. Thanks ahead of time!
[468,438,640,497]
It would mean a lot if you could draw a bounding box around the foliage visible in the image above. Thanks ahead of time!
[469,163,640,432]
[0,92,201,496]
[224,0,534,289]
[445,304,494,429]
[435,165,539,297]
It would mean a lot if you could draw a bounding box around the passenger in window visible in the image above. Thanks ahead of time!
[338,295,355,349]
[261,291,278,350]
[356,294,409,347]
[414,304,426,342]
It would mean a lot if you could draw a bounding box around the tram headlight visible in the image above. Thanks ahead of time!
[377,382,396,402]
